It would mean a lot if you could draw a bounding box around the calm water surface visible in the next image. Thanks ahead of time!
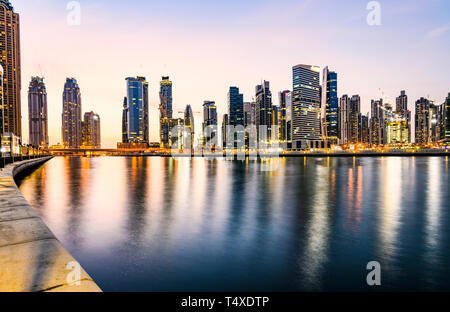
[17,156,450,291]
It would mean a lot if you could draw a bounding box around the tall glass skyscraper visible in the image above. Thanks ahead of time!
[0,0,21,139]
[445,93,450,140]
[370,99,385,145]
[202,100,217,147]
[125,76,149,144]
[396,90,411,143]
[184,104,195,150]
[279,90,290,142]
[243,102,256,127]
[122,97,128,143]
[28,77,48,148]
[82,111,101,149]
[255,81,273,141]
[227,87,244,126]
[415,97,430,144]
[0,65,3,135]
[62,78,82,148]
[292,64,322,149]
[160,76,173,148]
[321,67,338,144]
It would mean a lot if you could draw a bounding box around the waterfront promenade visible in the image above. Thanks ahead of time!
[0,157,101,292]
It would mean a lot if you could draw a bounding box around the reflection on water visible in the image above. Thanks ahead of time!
[17,156,450,291]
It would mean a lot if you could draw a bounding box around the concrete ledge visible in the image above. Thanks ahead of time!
[0,157,101,292]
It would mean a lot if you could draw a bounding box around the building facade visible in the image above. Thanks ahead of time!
[415,97,430,144]
[82,111,101,149]
[122,97,128,143]
[429,102,443,143]
[321,67,338,144]
[445,93,450,140]
[0,0,21,138]
[292,64,322,149]
[359,114,370,144]
[370,99,385,145]
[243,101,255,128]
[160,76,173,148]
[278,90,290,142]
[125,76,149,144]
[62,78,82,148]
[222,114,228,149]
[28,77,48,148]
[0,66,3,135]
[184,104,195,150]
[202,101,217,147]
[227,86,244,126]
[387,120,409,145]
[395,90,411,143]
[339,95,361,145]
[255,81,273,142]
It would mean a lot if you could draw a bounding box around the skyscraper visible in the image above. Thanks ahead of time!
[272,105,279,132]
[292,64,322,149]
[415,97,430,144]
[279,90,290,142]
[338,95,349,144]
[122,97,128,143]
[243,101,255,128]
[359,114,370,144]
[321,67,338,144]
[160,76,173,148]
[62,78,82,148]
[285,91,292,143]
[125,76,149,144]
[445,93,450,140]
[255,81,273,142]
[338,95,360,145]
[370,99,384,145]
[0,66,4,135]
[184,104,195,150]
[202,100,217,147]
[82,111,101,149]
[28,77,48,148]
[349,95,361,144]
[222,114,228,149]
[429,102,443,143]
[396,90,411,143]
[0,0,21,139]
[227,87,244,126]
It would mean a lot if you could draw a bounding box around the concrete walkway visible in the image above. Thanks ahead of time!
[0,157,101,292]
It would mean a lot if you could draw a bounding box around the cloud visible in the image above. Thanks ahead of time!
[428,25,450,38]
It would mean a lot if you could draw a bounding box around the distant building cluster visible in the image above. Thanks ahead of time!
[146,65,450,152]
[60,78,101,149]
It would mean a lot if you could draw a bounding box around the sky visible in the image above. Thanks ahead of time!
[15,0,450,148]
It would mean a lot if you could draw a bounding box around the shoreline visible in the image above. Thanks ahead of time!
[50,151,450,158]
[0,157,101,292]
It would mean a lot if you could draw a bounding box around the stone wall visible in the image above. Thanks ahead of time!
[0,157,101,292]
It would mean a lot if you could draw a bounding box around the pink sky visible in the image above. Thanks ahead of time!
[16,0,450,147]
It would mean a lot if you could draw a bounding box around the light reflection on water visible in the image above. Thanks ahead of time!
[17,156,450,291]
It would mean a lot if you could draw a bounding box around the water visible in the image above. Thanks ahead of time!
[17,156,450,291]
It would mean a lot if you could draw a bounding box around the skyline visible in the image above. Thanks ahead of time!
[16,0,450,147]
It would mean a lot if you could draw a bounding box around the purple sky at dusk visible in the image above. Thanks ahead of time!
[15,0,450,147]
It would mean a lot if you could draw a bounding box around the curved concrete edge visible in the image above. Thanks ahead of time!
[0,157,102,292]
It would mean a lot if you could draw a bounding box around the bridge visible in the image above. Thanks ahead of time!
[48,148,163,156]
